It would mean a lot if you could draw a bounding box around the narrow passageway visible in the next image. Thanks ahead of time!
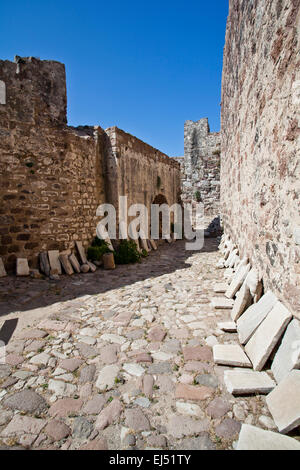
[0,240,275,450]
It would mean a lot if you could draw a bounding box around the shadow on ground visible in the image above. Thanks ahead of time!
[0,238,219,318]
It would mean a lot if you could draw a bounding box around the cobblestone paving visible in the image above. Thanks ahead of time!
[0,240,276,450]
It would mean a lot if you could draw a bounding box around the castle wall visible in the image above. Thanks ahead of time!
[221,0,300,317]
[182,118,220,215]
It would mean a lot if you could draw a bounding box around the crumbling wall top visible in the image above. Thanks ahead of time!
[0,56,67,127]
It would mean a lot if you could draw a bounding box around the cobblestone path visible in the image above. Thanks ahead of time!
[0,240,276,450]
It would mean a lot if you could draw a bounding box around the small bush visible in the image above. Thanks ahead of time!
[87,238,112,261]
[114,240,141,265]
[141,249,148,258]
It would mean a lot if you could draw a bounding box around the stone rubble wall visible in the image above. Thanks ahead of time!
[181,118,221,216]
[105,127,181,222]
[0,57,181,271]
[221,0,300,316]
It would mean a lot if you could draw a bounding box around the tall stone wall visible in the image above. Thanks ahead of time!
[105,127,181,215]
[221,0,300,317]
[0,57,181,271]
[181,118,221,215]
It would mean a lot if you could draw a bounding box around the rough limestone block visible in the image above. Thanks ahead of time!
[0,80,6,105]
[59,254,74,275]
[103,253,115,270]
[237,291,278,345]
[266,370,300,434]
[139,236,149,252]
[133,238,142,253]
[224,249,238,268]
[213,345,252,368]
[211,297,234,310]
[271,319,300,383]
[236,424,300,450]
[81,264,90,273]
[39,252,50,277]
[87,261,97,272]
[149,239,157,251]
[48,250,62,275]
[16,258,30,276]
[216,259,225,269]
[245,268,263,302]
[224,369,276,395]
[0,258,7,277]
[69,254,81,273]
[217,322,237,332]
[227,251,239,269]
[75,241,87,264]
[245,301,292,371]
[225,263,251,299]
[213,283,228,293]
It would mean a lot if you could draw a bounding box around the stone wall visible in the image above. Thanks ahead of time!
[221,0,300,317]
[105,127,181,216]
[0,57,181,271]
[181,118,221,215]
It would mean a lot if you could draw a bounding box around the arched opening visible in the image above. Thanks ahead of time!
[151,194,171,242]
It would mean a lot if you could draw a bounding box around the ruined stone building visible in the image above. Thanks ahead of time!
[0,57,181,271]
[221,0,300,317]
[179,118,221,215]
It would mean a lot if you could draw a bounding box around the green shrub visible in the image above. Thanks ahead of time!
[114,240,141,265]
[87,238,112,261]
[141,249,148,257]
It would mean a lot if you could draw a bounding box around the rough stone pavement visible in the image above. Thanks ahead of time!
[0,240,283,450]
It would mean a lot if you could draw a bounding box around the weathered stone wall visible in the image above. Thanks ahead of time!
[221,0,300,317]
[0,57,181,271]
[181,118,220,215]
[0,58,108,270]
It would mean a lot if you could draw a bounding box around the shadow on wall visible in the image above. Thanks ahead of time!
[0,239,219,318]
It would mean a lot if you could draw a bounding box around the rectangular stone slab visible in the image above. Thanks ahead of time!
[59,254,74,275]
[237,291,278,345]
[245,301,292,371]
[139,236,149,252]
[48,250,62,275]
[225,263,251,299]
[266,370,300,434]
[271,319,300,383]
[224,369,276,395]
[16,258,29,276]
[75,241,87,264]
[39,252,50,276]
[231,283,252,322]
[236,424,300,450]
[0,258,7,277]
[149,239,157,250]
[211,297,234,310]
[217,322,237,332]
[69,254,81,273]
[213,344,252,368]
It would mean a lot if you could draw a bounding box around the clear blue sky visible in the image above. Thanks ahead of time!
[0,0,228,156]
